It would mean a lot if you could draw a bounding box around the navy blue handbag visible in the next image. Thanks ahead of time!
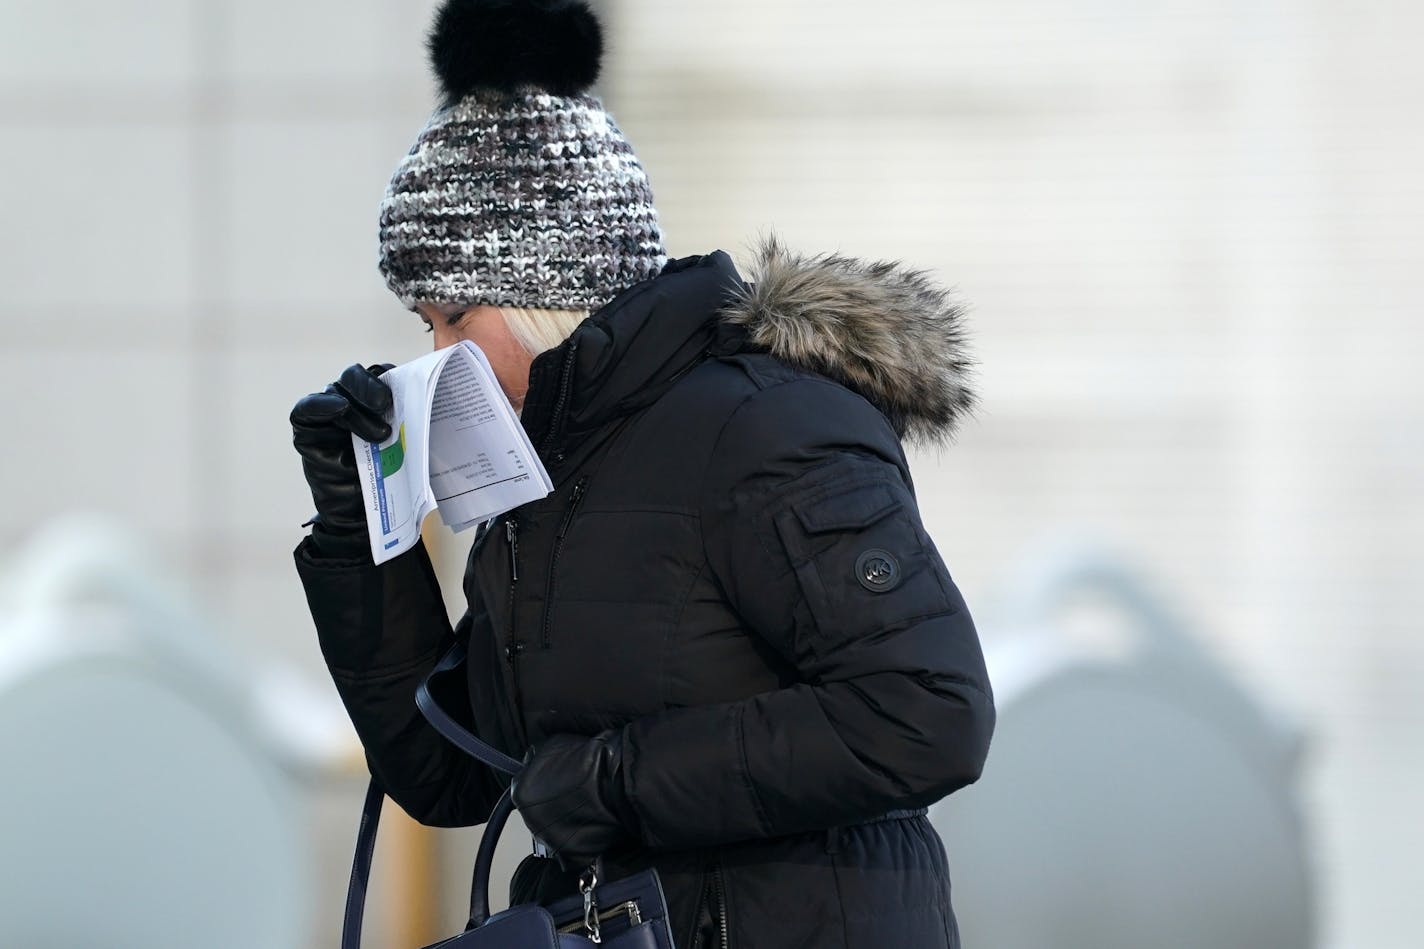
[340,639,676,949]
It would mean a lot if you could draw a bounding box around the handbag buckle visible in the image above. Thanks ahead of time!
[579,865,602,943]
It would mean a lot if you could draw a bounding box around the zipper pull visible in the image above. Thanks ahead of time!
[506,516,520,582]
[557,477,590,539]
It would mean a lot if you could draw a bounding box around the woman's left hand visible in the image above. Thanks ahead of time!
[511,729,640,871]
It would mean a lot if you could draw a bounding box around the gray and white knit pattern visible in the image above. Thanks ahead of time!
[378,91,667,313]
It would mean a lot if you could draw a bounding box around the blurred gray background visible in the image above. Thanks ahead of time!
[0,1,1419,947]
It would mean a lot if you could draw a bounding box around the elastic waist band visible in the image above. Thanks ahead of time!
[826,807,929,853]
[532,807,931,860]
[851,806,929,826]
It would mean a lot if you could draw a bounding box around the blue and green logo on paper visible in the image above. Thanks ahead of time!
[380,424,406,477]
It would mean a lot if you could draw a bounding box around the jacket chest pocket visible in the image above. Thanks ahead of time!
[771,478,956,659]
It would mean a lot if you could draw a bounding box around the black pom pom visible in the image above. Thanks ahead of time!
[426,0,604,103]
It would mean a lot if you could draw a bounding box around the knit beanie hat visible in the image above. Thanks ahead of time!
[378,0,668,314]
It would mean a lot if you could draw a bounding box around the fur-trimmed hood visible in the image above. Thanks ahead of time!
[720,234,979,447]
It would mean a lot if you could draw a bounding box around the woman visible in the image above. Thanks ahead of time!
[291,2,995,947]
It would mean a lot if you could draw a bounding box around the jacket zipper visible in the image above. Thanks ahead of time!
[541,474,589,649]
[539,338,581,460]
[503,515,527,733]
[712,863,730,949]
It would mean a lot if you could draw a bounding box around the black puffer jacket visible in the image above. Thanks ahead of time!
[295,236,996,949]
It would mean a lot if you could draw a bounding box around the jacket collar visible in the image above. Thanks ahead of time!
[518,250,748,464]
[519,234,979,463]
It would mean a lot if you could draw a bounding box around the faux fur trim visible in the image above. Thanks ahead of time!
[721,233,980,446]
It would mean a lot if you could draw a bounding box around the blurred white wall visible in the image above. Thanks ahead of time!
[0,1,1419,947]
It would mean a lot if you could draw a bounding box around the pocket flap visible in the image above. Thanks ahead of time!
[794,483,901,534]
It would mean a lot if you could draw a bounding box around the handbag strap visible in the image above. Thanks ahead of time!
[466,784,518,927]
[463,790,606,932]
[343,636,621,946]
[414,638,526,775]
[341,640,523,949]
[341,778,386,949]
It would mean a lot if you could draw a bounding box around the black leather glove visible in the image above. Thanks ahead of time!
[511,730,641,871]
[290,363,395,542]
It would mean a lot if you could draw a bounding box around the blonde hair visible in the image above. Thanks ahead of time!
[500,306,590,357]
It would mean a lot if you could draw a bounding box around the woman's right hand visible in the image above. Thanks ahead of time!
[290,362,395,537]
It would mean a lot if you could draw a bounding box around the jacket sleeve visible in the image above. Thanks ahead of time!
[619,378,996,851]
[293,534,506,827]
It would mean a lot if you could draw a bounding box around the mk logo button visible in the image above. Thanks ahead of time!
[855,548,901,592]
